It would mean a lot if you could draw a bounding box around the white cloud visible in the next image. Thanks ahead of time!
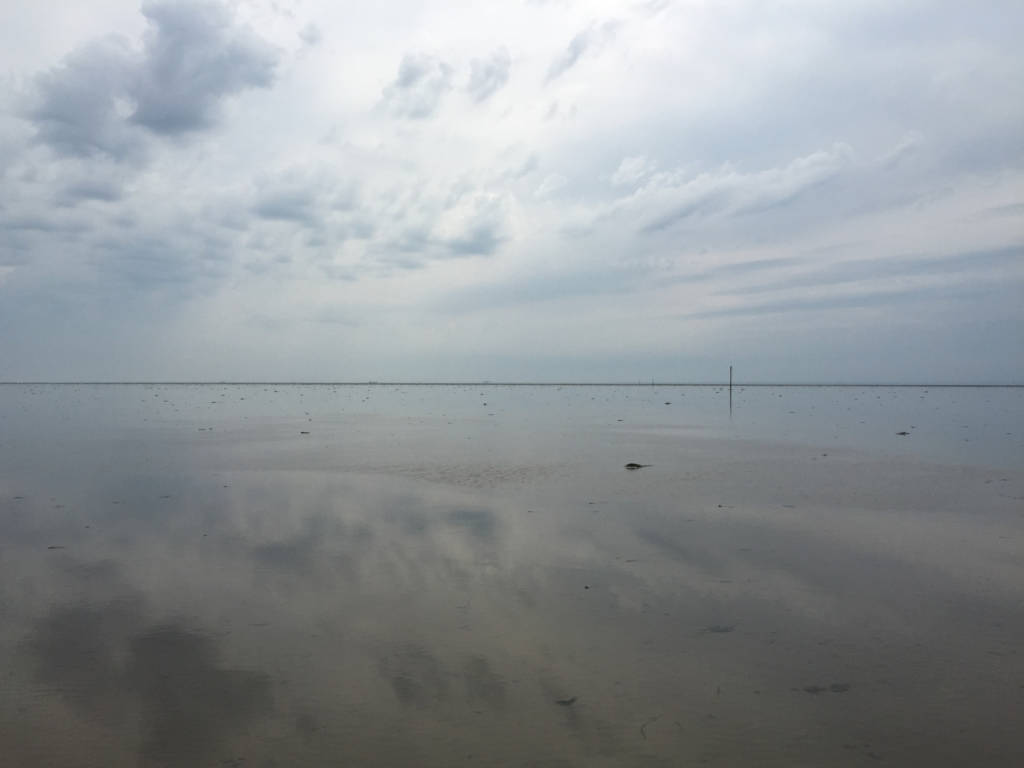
[380,53,453,119]
[466,48,511,103]
[534,173,567,199]
[546,19,622,81]
[610,155,652,187]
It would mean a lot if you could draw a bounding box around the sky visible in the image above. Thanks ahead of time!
[0,0,1022,383]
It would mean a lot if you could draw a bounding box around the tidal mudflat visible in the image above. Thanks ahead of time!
[1,384,1022,766]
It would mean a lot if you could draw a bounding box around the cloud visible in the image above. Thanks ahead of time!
[466,48,511,103]
[684,281,1001,320]
[59,178,124,205]
[721,244,1024,297]
[610,155,652,187]
[546,20,621,82]
[381,53,453,119]
[669,257,803,285]
[25,0,279,160]
[298,22,322,47]
[368,178,511,268]
[983,202,1024,218]
[436,190,508,257]
[2,0,1022,382]
[245,168,359,262]
[129,0,279,135]
[253,189,318,224]
[637,143,855,233]
[27,37,143,161]
[445,218,503,256]
[534,173,567,199]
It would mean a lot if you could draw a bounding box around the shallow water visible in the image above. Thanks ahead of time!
[1,385,1022,766]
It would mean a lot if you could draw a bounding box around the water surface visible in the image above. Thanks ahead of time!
[1,385,1022,766]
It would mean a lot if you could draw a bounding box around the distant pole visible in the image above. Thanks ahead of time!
[729,365,733,411]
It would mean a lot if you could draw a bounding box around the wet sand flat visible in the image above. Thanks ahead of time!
[0,384,1022,766]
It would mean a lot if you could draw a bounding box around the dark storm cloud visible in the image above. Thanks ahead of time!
[380,53,453,119]
[26,0,279,160]
[466,48,511,103]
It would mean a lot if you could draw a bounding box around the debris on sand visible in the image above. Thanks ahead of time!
[555,696,577,706]
[624,463,651,470]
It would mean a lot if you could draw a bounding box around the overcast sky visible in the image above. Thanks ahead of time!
[1,0,1021,382]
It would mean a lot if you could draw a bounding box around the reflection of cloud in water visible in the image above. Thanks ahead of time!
[379,645,450,708]
[4,415,1023,766]
[377,462,561,490]
[462,654,507,711]
[128,625,272,762]
[26,601,272,765]
[446,506,498,539]
[26,600,142,722]
[378,646,509,714]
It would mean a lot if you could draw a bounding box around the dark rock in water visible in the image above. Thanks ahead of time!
[896,431,910,436]
[555,696,577,706]
[624,463,651,470]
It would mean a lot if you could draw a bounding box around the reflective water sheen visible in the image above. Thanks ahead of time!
[1,384,1022,766]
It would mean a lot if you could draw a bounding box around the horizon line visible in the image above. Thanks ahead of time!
[1,381,1021,388]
